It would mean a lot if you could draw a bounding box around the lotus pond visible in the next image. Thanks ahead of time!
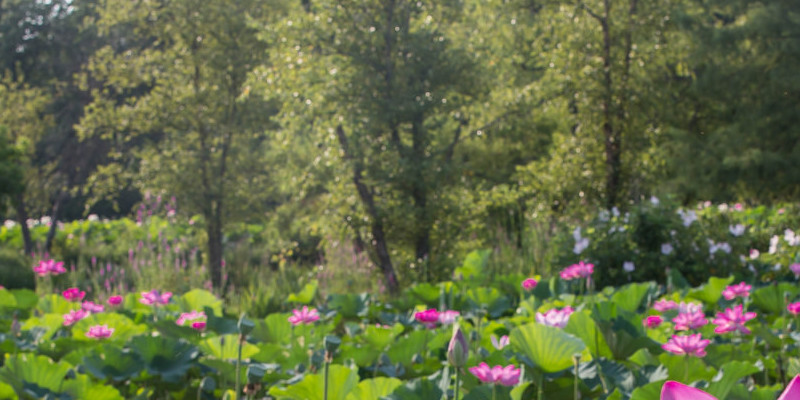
[2,253,800,399]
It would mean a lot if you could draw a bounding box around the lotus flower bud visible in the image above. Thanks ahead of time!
[447,326,469,367]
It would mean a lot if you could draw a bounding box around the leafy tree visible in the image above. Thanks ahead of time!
[80,0,283,287]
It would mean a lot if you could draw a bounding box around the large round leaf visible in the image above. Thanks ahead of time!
[199,334,260,360]
[72,312,148,343]
[268,365,358,400]
[82,343,144,381]
[178,289,222,316]
[510,322,586,373]
[345,377,402,400]
[128,335,199,382]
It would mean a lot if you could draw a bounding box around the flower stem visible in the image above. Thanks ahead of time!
[537,372,543,400]
[323,357,330,400]
[492,383,497,400]
[454,368,461,400]
[684,355,689,382]
[235,334,244,397]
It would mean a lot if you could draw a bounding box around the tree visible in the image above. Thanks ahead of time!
[80,0,283,287]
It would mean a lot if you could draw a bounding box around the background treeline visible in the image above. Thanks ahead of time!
[0,0,798,293]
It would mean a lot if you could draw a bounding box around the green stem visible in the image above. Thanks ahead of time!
[684,355,689,382]
[235,335,244,397]
[492,383,497,400]
[323,358,330,400]
[537,372,543,400]
[454,369,460,400]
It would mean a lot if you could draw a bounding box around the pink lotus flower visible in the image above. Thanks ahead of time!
[288,306,320,325]
[787,302,800,315]
[33,259,66,276]
[676,301,703,314]
[779,375,800,400]
[522,278,538,291]
[107,295,123,306]
[661,374,800,400]
[535,306,574,328]
[414,309,440,329]
[468,362,521,386]
[191,321,207,331]
[791,263,800,278]
[438,310,460,325]
[63,309,89,326]
[643,315,663,329]
[62,288,86,302]
[140,290,172,305]
[491,334,510,350]
[722,282,751,300]
[653,299,678,312]
[672,311,708,331]
[81,301,105,314]
[662,333,710,357]
[177,310,207,327]
[559,261,594,281]
[712,304,757,335]
[86,324,114,339]
[660,381,718,400]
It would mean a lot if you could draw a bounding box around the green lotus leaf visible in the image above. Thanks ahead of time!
[178,289,222,316]
[0,353,123,399]
[287,281,317,304]
[128,335,199,382]
[268,365,358,400]
[687,276,734,305]
[510,322,586,373]
[21,313,64,340]
[345,377,402,400]
[362,324,404,350]
[72,312,147,343]
[705,361,759,399]
[251,313,292,344]
[82,343,144,381]
[611,282,655,313]
[199,334,260,360]
[382,378,444,400]
[564,310,611,359]
[753,283,798,314]
[11,289,38,310]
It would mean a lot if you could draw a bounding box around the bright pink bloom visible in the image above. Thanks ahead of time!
[644,315,663,329]
[468,362,521,386]
[33,259,66,276]
[712,304,757,335]
[660,381,718,400]
[491,334,510,350]
[62,288,86,302]
[672,311,708,331]
[535,306,574,328]
[107,295,123,306]
[191,321,207,331]
[653,299,678,312]
[676,301,703,314]
[288,306,320,325]
[63,309,89,326]
[559,261,594,281]
[414,309,440,328]
[438,310,460,325]
[85,324,114,339]
[81,301,105,314]
[779,375,800,400]
[722,282,751,300]
[788,302,800,315]
[139,290,172,305]
[177,310,207,327]
[662,333,710,357]
[791,263,800,278]
[522,278,538,291]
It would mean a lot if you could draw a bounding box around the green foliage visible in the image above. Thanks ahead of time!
[0,248,33,290]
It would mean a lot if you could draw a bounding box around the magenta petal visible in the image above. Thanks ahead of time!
[778,375,800,400]
[661,381,718,400]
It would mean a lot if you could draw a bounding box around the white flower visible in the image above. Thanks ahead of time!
[3,220,16,229]
[88,214,99,222]
[677,209,697,227]
[748,264,757,274]
[650,196,660,206]
[750,249,760,259]
[729,224,745,237]
[598,210,610,222]
[661,243,674,255]
[40,216,52,226]
[572,227,582,241]
[623,261,635,273]
[785,229,799,246]
[769,235,779,254]
[716,242,731,254]
[573,238,590,254]
[718,203,729,212]
[612,207,620,217]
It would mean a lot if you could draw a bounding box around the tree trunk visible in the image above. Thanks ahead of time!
[44,192,68,253]
[13,193,33,256]
[599,0,622,209]
[336,125,400,294]
[207,208,224,290]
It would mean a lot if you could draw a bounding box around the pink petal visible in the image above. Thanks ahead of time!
[661,381,718,400]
